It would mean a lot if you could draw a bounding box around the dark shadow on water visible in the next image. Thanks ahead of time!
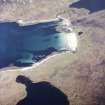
[16,75,70,105]
[70,0,105,13]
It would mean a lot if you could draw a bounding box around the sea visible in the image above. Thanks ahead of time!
[0,20,69,68]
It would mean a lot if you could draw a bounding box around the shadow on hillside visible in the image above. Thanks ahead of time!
[16,75,70,105]
[70,0,105,13]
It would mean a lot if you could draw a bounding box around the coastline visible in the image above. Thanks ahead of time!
[0,51,71,72]
[0,18,59,26]
[17,18,59,26]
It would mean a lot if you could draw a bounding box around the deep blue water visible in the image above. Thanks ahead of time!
[70,0,105,13]
[0,20,67,68]
[16,75,70,105]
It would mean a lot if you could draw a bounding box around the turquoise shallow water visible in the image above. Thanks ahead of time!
[0,20,67,68]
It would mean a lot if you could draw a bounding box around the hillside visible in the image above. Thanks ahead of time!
[0,0,70,22]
